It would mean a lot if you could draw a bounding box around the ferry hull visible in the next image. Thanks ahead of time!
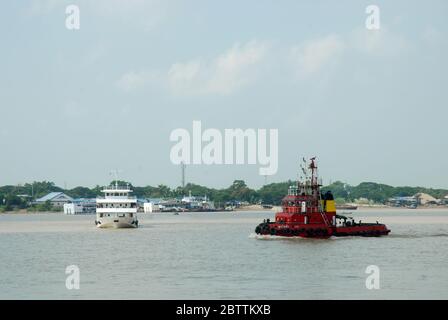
[95,217,138,229]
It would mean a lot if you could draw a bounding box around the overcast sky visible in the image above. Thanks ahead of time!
[0,0,447,189]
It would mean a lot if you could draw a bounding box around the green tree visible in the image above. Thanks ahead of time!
[66,187,96,199]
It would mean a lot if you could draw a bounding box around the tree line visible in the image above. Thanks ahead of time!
[1,180,447,211]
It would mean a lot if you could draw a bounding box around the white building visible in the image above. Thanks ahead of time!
[143,202,160,213]
[64,199,96,215]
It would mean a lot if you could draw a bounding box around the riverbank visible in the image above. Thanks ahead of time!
[1,205,448,215]
[235,204,448,212]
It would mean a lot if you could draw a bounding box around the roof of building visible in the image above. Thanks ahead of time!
[414,193,438,202]
[35,192,73,202]
[389,196,417,201]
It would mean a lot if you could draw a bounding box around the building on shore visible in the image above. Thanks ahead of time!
[414,193,441,206]
[143,202,160,213]
[63,198,96,215]
[142,198,163,213]
[159,199,183,212]
[34,192,73,208]
[386,196,418,208]
[387,193,446,208]
[181,192,215,211]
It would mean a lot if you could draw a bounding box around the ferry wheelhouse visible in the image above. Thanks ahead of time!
[255,157,390,238]
[95,183,139,229]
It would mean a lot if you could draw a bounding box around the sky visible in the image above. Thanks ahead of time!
[0,0,447,189]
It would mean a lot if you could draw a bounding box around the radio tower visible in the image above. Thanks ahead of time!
[181,162,186,188]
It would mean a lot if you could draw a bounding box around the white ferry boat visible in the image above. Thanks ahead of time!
[95,183,139,228]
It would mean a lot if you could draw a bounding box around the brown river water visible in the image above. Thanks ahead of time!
[0,209,447,299]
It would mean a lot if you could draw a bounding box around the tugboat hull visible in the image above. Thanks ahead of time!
[333,224,390,237]
[255,222,390,238]
[255,222,333,239]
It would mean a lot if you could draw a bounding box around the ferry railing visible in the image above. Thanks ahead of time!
[102,186,132,191]
[96,195,137,200]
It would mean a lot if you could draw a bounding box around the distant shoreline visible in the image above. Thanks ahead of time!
[235,205,448,212]
[1,205,448,215]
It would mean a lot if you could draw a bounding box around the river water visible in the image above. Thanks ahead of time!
[0,209,447,299]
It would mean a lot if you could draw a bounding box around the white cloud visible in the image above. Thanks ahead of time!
[167,40,269,95]
[116,71,152,92]
[115,29,408,94]
[115,40,269,95]
[289,27,408,78]
[290,35,345,76]
[350,27,408,56]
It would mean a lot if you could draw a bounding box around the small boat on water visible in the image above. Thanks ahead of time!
[95,183,139,229]
[255,157,390,238]
[336,204,358,210]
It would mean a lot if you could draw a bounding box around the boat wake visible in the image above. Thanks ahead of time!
[248,233,335,241]
[388,233,448,239]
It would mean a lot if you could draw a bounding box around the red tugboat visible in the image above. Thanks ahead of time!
[255,158,390,238]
